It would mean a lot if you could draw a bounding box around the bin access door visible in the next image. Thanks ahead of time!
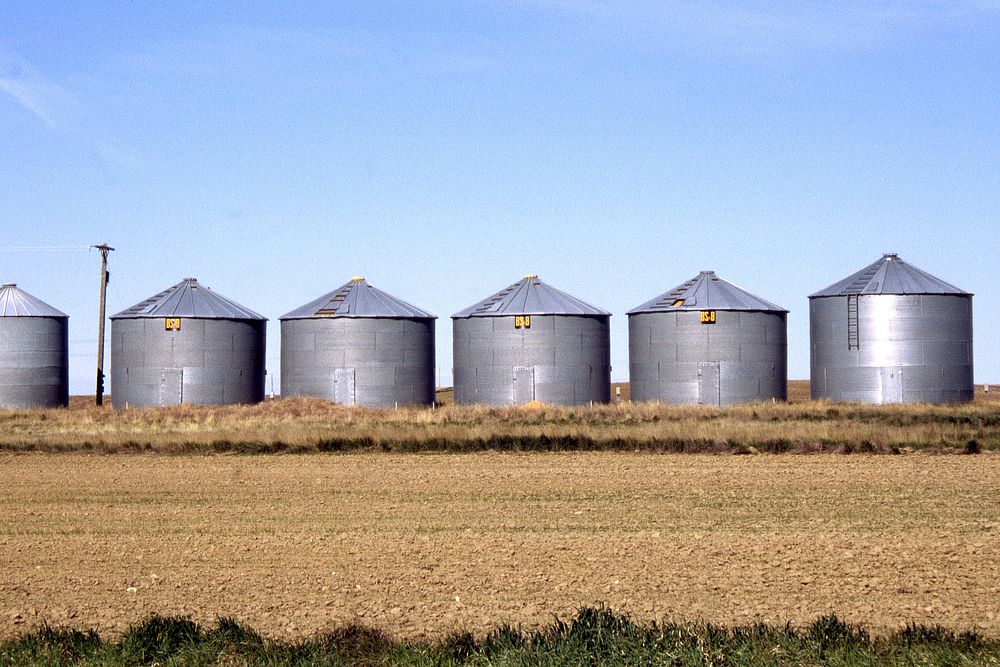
[513,366,535,405]
[880,367,903,404]
[159,368,182,406]
[697,362,721,406]
[334,368,356,405]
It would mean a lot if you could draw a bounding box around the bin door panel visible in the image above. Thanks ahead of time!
[334,368,356,405]
[513,366,535,405]
[697,362,720,406]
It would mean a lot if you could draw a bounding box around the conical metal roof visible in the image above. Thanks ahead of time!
[453,275,610,318]
[0,283,68,317]
[112,278,266,320]
[628,271,787,314]
[810,254,971,298]
[280,277,435,320]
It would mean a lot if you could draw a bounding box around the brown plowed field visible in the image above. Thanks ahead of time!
[2,453,999,640]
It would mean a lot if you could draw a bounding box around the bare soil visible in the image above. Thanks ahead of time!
[1,453,998,640]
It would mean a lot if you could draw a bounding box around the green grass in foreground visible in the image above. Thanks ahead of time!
[3,608,998,666]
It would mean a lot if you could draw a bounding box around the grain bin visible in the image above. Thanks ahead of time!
[280,277,436,407]
[809,254,973,404]
[453,275,611,406]
[0,283,69,408]
[110,278,266,407]
[628,271,787,406]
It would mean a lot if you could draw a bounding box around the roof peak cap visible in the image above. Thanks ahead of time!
[350,276,366,282]
[2,283,15,288]
[522,274,538,280]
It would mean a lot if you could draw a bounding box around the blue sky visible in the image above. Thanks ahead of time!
[2,1,999,394]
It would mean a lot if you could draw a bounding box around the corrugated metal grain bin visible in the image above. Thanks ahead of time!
[280,277,435,407]
[0,283,69,408]
[628,271,787,405]
[809,254,973,404]
[453,275,611,406]
[110,278,266,407]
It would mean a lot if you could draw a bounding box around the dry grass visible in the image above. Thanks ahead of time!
[4,391,1000,454]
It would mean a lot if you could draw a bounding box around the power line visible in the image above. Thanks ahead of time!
[0,246,92,252]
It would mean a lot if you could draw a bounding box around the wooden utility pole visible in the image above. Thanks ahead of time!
[92,243,114,405]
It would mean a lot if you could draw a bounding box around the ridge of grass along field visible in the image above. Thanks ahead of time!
[3,609,999,666]
[2,397,999,454]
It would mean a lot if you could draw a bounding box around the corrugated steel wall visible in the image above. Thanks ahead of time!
[280,317,435,407]
[0,317,69,408]
[453,314,610,405]
[810,294,973,403]
[110,318,266,407]
[628,310,787,405]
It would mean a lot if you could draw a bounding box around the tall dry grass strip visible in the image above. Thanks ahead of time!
[1,397,999,454]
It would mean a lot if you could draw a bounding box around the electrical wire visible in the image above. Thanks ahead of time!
[0,246,93,252]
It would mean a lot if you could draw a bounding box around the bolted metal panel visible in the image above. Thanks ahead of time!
[452,314,611,406]
[334,368,357,405]
[452,276,611,406]
[880,367,903,404]
[280,317,435,407]
[110,317,266,408]
[0,316,69,408]
[159,368,182,406]
[111,278,266,408]
[810,254,973,404]
[809,293,973,404]
[0,284,69,408]
[628,310,787,406]
[513,366,535,404]
[697,362,721,406]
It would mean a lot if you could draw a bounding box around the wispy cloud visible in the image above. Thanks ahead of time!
[124,26,499,80]
[0,46,79,129]
[504,0,1000,53]
[0,45,138,168]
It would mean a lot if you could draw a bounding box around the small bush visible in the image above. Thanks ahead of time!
[120,615,201,662]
